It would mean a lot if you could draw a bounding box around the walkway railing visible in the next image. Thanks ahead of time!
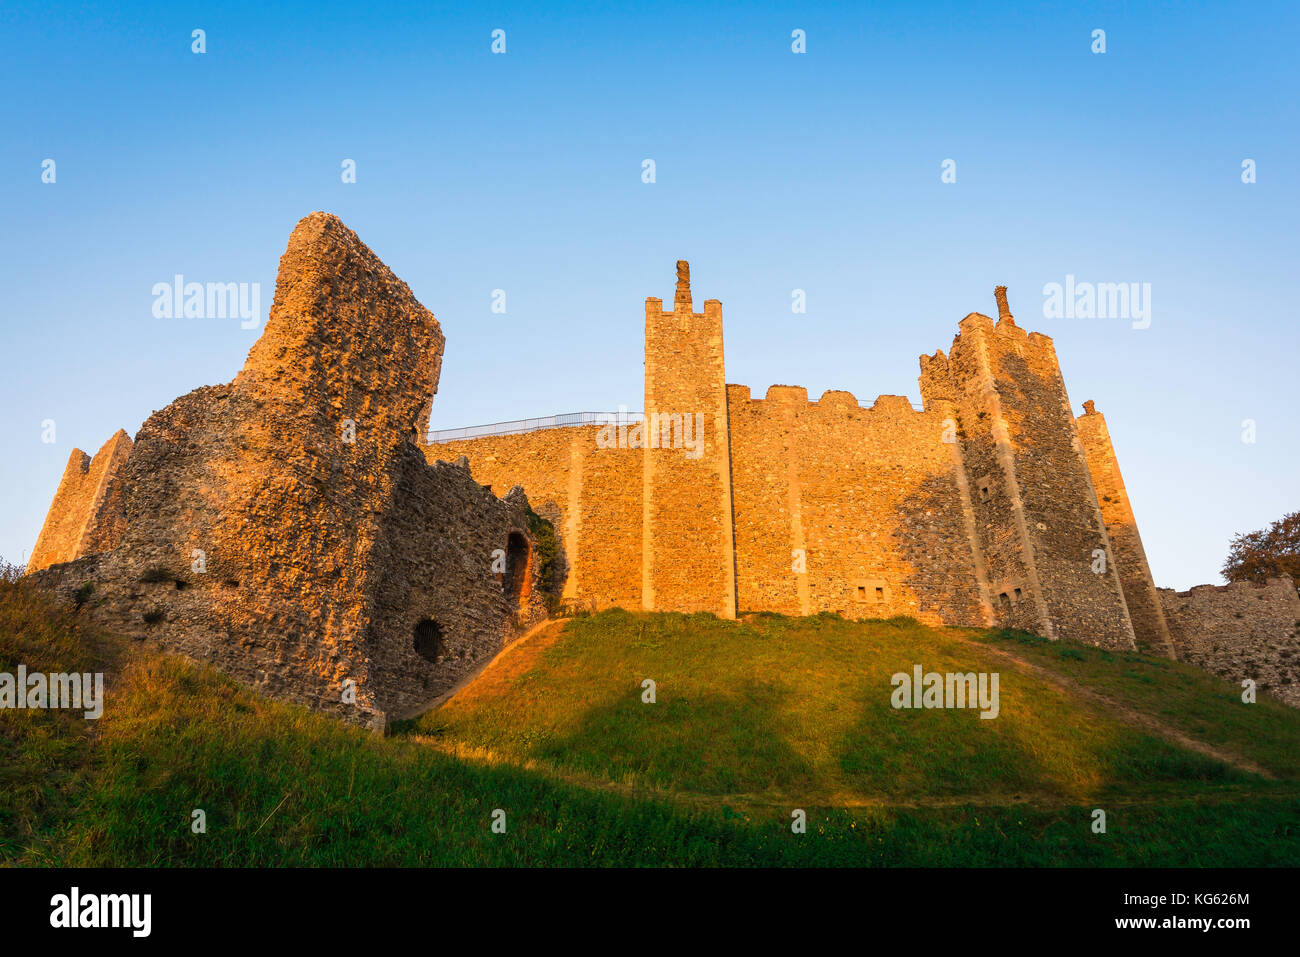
[427,396,926,443]
[427,411,644,444]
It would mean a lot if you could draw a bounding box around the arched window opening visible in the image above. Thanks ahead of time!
[413,618,443,662]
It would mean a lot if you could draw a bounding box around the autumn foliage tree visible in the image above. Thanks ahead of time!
[1222,511,1300,587]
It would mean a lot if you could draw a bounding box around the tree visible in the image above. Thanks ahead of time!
[1222,511,1300,587]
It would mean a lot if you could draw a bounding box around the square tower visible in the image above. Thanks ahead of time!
[641,261,737,617]
[920,288,1137,648]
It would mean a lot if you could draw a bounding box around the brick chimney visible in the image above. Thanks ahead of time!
[994,285,1015,325]
[675,260,692,312]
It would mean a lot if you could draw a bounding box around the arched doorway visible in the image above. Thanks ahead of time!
[503,531,531,604]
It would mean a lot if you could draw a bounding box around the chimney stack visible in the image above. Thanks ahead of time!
[994,285,1015,325]
[675,260,692,312]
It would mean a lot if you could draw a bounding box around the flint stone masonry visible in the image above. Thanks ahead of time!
[423,426,643,613]
[1159,577,1300,707]
[27,213,547,729]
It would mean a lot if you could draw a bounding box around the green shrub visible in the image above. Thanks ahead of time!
[526,507,563,614]
[72,582,94,610]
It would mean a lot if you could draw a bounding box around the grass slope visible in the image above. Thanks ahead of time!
[3,583,1298,866]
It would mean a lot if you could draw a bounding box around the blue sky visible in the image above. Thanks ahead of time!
[1,0,1296,588]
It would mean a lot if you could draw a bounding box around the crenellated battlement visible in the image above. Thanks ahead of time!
[727,384,930,418]
[762,384,808,404]
[646,260,723,324]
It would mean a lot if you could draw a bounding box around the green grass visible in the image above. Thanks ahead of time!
[969,627,1300,781]
[3,584,1299,866]
[415,610,1287,804]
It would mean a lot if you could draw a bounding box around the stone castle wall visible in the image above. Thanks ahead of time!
[426,426,643,612]
[728,385,989,625]
[1159,577,1300,707]
[366,454,549,721]
[433,386,992,629]
[427,277,1146,642]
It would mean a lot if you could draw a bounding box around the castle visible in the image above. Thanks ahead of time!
[428,261,1168,653]
[25,215,1300,723]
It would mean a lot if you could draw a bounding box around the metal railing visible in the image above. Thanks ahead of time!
[427,395,926,444]
[427,411,644,444]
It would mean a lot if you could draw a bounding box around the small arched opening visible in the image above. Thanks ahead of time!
[413,618,443,662]
[503,531,531,605]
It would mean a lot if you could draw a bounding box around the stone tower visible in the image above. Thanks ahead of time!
[641,261,737,617]
[919,288,1137,648]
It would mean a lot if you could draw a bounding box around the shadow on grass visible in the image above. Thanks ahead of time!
[835,665,1246,804]
[535,679,817,795]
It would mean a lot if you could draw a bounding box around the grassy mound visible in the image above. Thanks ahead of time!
[415,610,1298,800]
[3,583,1298,866]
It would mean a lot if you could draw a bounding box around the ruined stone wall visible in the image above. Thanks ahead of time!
[728,385,989,626]
[29,213,544,729]
[921,295,1136,648]
[26,430,132,573]
[427,426,642,611]
[1076,403,1176,657]
[428,428,575,538]
[641,263,736,618]
[366,454,549,720]
[1159,577,1300,707]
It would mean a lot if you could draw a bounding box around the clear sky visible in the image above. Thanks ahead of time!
[1,0,1296,589]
